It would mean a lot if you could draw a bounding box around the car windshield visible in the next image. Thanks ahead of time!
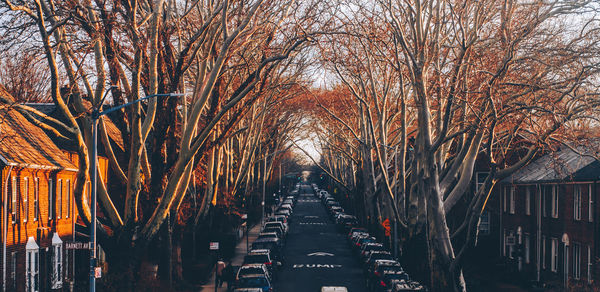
[239,267,264,276]
[238,277,269,287]
[383,271,409,281]
[244,255,269,263]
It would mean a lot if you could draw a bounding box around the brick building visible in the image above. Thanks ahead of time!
[496,146,599,289]
[0,86,113,292]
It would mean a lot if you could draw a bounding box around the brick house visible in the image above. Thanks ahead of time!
[496,146,599,289]
[0,89,79,292]
[0,85,114,292]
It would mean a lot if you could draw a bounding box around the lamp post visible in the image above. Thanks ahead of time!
[89,92,183,292]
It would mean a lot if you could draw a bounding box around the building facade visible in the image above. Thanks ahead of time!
[497,147,599,289]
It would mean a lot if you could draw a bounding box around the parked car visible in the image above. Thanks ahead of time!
[391,280,428,291]
[252,238,284,263]
[236,264,271,281]
[360,243,387,261]
[369,270,410,292]
[232,288,263,292]
[234,274,273,292]
[267,216,289,232]
[264,222,288,234]
[243,250,276,274]
[364,251,394,273]
[258,232,280,241]
[337,215,358,232]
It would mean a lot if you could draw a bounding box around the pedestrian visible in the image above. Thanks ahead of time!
[216,258,226,287]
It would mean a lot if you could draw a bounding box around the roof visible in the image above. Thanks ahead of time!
[26,101,125,151]
[0,103,77,171]
[502,146,600,184]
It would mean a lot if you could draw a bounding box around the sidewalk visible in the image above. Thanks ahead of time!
[200,223,263,291]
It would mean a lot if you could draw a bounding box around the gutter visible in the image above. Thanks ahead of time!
[2,165,13,292]
[0,154,77,172]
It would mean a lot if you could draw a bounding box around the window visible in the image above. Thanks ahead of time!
[542,236,547,269]
[49,179,53,220]
[551,238,559,272]
[574,185,582,221]
[25,237,39,292]
[66,179,71,218]
[510,187,516,214]
[588,245,592,283]
[508,231,515,259]
[478,211,490,235]
[552,185,559,218]
[524,186,531,215]
[503,187,508,212]
[51,233,63,289]
[23,177,29,223]
[589,184,594,222]
[525,234,530,264]
[33,178,39,221]
[57,179,62,219]
[11,177,17,223]
[543,186,548,217]
[11,251,16,289]
[573,243,581,279]
[503,229,506,257]
[476,172,488,192]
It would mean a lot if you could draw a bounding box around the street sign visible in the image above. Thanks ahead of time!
[241,214,248,220]
[382,219,391,237]
[209,242,219,250]
[66,242,90,250]
[94,267,102,279]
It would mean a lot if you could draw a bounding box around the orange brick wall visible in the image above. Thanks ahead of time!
[1,166,77,292]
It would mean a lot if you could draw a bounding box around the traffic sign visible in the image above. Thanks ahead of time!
[382,219,391,236]
[209,242,220,250]
[241,214,248,220]
[94,267,102,278]
[66,242,90,250]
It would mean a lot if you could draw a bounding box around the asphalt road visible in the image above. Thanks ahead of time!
[273,185,367,292]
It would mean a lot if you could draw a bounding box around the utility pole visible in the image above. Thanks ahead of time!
[89,91,183,292]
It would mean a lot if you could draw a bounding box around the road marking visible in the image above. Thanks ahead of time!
[304,215,319,218]
[299,222,326,225]
[292,264,343,269]
[298,199,320,203]
[307,252,334,256]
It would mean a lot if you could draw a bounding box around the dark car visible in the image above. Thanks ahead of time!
[252,238,284,262]
[234,274,273,292]
[243,250,275,274]
[364,251,394,273]
[262,227,285,240]
[354,236,377,252]
[360,243,387,261]
[368,260,404,288]
[264,222,287,234]
[391,280,428,291]
[337,215,359,232]
[236,264,271,281]
[274,208,291,218]
[369,270,410,291]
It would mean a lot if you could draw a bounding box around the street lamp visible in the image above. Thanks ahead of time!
[89,91,183,292]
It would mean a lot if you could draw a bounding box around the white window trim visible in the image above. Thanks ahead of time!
[33,178,39,221]
[475,172,488,192]
[551,238,559,272]
[574,185,580,219]
[573,242,581,280]
[543,187,547,217]
[66,179,70,218]
[57,179,62,219]
[11,251,16,289]
[510,187,516,214]
[502,229,506,257]
[49,179,53,220]
[525,234,530,264]
[51,233,63,289]
[11,177,17,223]
[508,231,515,259]
[588,245,592,284]
[503,187,508,213]
[552,186,559,218]
[23,177,28,223]
[589,184,594,222]
[25,237,39,292]
[526,186,531,216]
[542,236,547,269]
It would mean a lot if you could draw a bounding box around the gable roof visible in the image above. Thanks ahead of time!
[25,100,125,152]
[0,104,77,171]
[502,146,600,184]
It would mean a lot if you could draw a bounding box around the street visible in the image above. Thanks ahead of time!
[273,185,366,291]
